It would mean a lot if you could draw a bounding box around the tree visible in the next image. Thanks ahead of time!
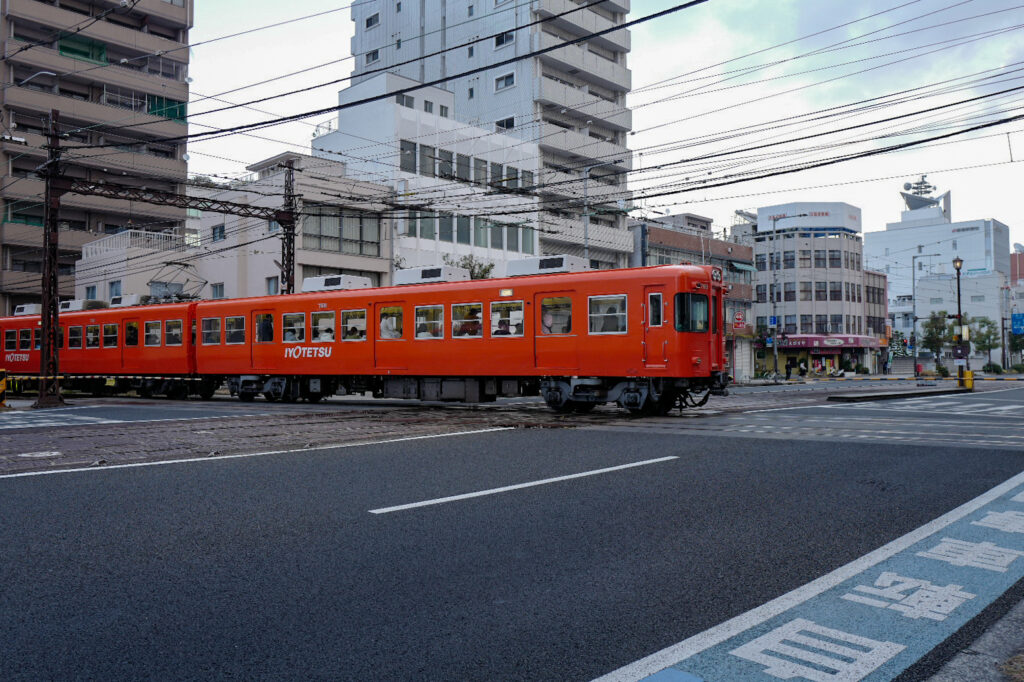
[442,253,494,280]
[921,311,950,367]
[1010,331,1024,366]
[890,330,908,357]
[970,316,1000,365]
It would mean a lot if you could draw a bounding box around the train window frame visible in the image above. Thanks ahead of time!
[414,305,444,339]
[165,319,183,346]
[225,316,246,344]
[379,306,404,339]
[102,323,118,348]
[451,302,483,338]
[282,313,305,343]
[18,328,31,350]
[255,314,274,343]
[490,300,524,337]
[540,297,572,335]
[588,295,627,334]
[648,293,663,327]
[341,309,367,341]
[125,321,139,346]
[674,293,709,333]
[201,317,221,345]
[33,329,40,350]
[68,326,83,349]
[311,311,335,343]
[85,325,100,349]
[144,321,162,347]
[58,326,64,349]
[4,329,16,351]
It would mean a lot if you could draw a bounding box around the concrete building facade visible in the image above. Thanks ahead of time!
[346,0,633,268]
[1,0,193,314]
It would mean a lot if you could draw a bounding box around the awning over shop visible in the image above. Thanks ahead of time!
[729,261,757,272]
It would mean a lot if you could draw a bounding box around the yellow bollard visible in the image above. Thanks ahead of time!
[962,370,974,390]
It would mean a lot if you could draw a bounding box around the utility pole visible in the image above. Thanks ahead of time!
[911,252,939,377]
[280,160,297,294]
[34,109,65,408]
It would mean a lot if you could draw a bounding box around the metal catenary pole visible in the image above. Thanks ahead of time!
[280,160,297,295]
[34,109,66,408]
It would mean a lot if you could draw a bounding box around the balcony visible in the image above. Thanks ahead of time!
[537,77,631,132]
[3,132,186,179]
[5,39,188,100]
[541,214,634,253]
[3,178,186,223]
[0,269,74,295]
[535,31,631,93]
[538,122,632,168]
[4,86,186,139]
[533,0,630,53]
[0,220,105,251]
[8,0,187,56]
[537,167,628,205]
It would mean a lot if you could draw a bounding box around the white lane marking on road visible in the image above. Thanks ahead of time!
[16,451,61,458]
[593,468,1024,682]
[0,427,515,480]
[368,456,679,515]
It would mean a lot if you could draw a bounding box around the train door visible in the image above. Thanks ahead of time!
[534,292,578,371]
[373,301,406,370]
[642,286,670,369]
[122,318,141,373]
[710,288,723,372]
[252,309,277,372]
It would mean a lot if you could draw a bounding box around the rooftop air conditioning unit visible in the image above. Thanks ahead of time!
[506,255,589,277]
[300,274,374,292]
[392,265,470,285]
[13,303,41,316]
[58,299,108,312]
[109,294,147,307]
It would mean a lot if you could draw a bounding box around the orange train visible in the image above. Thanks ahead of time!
[0,264,730,414]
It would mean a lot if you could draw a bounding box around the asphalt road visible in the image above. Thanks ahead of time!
[2,387,1024,680]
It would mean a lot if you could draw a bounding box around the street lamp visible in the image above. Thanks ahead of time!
[953,255,964,384]
[582,158,623,266]
[769,213,807,374]
[911,251,939,377]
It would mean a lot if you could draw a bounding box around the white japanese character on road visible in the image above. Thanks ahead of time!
[1011,491,1024,503]
[841,572,975,621]
[917,537,1024,573]
[730,618,904,681]
[972,510,1024,534]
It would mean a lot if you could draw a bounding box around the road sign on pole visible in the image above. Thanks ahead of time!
[1013,313,1024,335]
[769,316,777,328]
[734,311,745,325]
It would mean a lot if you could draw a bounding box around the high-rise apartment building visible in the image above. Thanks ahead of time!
[1,0,192,314]
[348,0,633,268]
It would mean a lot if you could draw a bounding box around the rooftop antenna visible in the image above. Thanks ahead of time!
[903,174,935,196]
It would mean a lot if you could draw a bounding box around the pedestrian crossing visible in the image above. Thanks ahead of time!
[0,412,124,431]
[830,395,1024,417]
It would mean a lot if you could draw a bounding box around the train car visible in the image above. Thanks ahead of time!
[1,264,729,413]
[1,303,203,397]
[192,263,729,413]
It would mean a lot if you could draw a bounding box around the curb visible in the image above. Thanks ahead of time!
[826,387,973,402]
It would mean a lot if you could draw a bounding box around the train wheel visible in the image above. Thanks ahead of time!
[198,386,217,400]
[644,390,678,416]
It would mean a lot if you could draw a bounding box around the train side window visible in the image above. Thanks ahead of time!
[68,326,83,349]
[125,322,138,346]
[379,307,403,339]
[58,326,64,349]
[144,321,162,346]
[341,310,366,340]
[589,295,627,334]
[490,300,524,337]
[452,303,482,337]
[225,316,245,344]
[282,313,305,343]
[675,293,709,332]
[414,305,443,339]
[540,297,572,334]
[19,328,31,350]
[4,329,16,350]
[648,293,663,326]
[85,325,100,348]
[165,320,183,346]
[33,329,41,350]
[712,294,719,334]
[103,324,118,348]
[201,318,221,345]
[256,314,274,343]
[312,312,335,342]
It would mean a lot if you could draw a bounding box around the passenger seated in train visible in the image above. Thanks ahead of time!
[493,319,511,335]
[416,323,433,339]
[344,326,363,340]
[319,327,334,341]
[380,314,401,339]
[601,306,622,333]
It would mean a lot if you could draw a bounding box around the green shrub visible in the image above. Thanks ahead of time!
[855,364,869,374]
[1012,364,1024,374]
[935,364,950,377]
[982,362,1003,374]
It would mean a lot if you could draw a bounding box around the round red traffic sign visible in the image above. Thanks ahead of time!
[733,311,745,325]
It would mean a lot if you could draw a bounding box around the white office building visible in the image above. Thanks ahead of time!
[347,0,634,267]
[313,73,540,277]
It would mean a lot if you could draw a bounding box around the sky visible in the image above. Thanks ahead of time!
[187,0,1024,251]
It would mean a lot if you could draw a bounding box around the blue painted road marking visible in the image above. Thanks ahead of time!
[596,472,1024,682]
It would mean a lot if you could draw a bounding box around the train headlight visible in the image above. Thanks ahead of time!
[711,268,722,282]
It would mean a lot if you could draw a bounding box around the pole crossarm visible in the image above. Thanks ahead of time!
[51,177,295,224]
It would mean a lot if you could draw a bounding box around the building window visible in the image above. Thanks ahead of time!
[830,315,843,334]
[828,250,841,268]
[109,280,122,299]
[468,46,474,58]
[396,38,401,49]
[814,250,826,268]
[783,251,795,269]
[755,284,766,303]
[419,145,435,177]
[266,276,279,295]
[929,297,943,304]
[800,315,812,334]
[396,1,401,11]
[424,100,433,113]
[147,95,187,123]
[468,87,474,99]
[85,285,97,300]
[783,282,795,301]
[495,31,515,48]
[815,281,827,301]
[365,49,380,64]
[468,4,474,15]
[439,105,449,118]
[211,224,225,242]
[59,36,107,64]
[829,281,842,301]
[971,295,985,302]
[399,140,417,173]
[211,283,224,299]
[396,93,414,108]
[494,73,515,91]
[365,13,380,28]
[496,116,514,130]
[799,281,811,301]
[815,314,827,334]
[799,250,811,268]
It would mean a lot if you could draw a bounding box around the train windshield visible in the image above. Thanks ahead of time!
[674,293,709,333]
